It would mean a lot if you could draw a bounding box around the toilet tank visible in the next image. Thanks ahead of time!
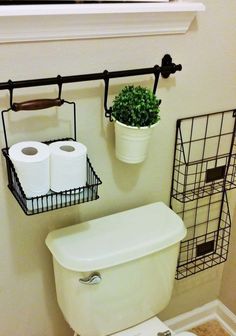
[46,202,186,336]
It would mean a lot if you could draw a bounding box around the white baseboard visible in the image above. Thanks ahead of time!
[165,300,236,336]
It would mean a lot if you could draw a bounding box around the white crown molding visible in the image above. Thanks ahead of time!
[0,2,205,43]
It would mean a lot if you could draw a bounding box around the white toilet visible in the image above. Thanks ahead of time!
[46,202,196,336]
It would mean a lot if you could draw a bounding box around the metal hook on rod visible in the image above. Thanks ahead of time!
[103,70,113,122]
[57,75,64,102]
[152,65,160,95]
[152,65,162,108]
[8,80,14,110]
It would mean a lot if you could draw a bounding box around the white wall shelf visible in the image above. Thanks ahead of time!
[0,2,205,43]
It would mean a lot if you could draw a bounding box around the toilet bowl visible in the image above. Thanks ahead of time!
[46,202,195,336]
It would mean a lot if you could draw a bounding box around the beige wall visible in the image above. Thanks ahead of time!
[220,205,236,315]
[0,1,236,335]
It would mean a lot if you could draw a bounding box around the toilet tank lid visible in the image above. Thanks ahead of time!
[45,202,186,272]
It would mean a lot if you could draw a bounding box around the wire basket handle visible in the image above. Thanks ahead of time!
[1,76,77,151]
[12,98,64,112]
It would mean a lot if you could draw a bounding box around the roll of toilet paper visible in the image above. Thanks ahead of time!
[49,141,87,192]
[9,141,50,198]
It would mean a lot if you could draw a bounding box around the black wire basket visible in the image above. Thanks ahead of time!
[171,109,236,203]
[1,97,102,215]
[173,192,231,280]
[2,141,102,216]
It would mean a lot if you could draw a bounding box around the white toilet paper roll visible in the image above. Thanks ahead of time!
[9,141,50,198]
[49,141,87,192]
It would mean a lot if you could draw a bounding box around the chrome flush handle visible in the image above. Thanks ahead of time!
[79,272,102,285]
[157,331,172,336]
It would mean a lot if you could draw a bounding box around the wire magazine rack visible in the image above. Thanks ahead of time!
[1,98,102,215]
[170,109,236,279]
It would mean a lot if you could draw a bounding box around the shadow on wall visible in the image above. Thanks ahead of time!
[159,266,224,321]
[1,150,80,335]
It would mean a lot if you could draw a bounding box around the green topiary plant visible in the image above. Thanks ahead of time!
[111,85,161,128]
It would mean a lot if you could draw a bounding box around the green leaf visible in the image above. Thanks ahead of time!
[111,85,161,127]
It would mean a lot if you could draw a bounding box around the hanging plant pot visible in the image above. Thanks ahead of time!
[114,120,158,164]
[111,85,161,164]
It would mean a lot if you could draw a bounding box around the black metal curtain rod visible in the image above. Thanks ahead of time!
[0,54,182,91]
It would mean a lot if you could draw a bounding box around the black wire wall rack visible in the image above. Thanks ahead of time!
[170,109,236,279]
[0,54,181,120]
[0,54,182,215]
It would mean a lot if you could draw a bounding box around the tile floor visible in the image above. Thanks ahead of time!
[189,319,230,336]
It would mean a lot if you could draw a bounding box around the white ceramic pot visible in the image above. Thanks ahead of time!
[114,120,157,164]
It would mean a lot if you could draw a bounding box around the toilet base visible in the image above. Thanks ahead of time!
[111,317,196,336]
[73,316,196,336]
